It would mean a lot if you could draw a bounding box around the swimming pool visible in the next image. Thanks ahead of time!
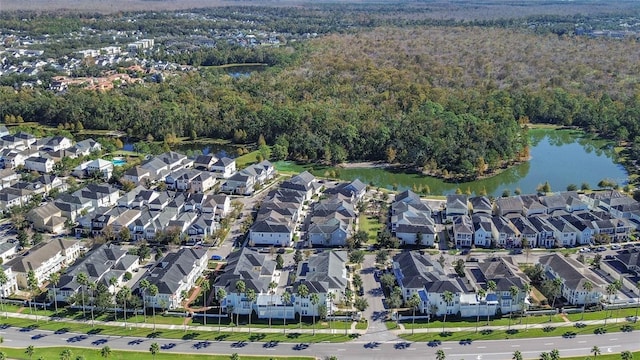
[112,158,126,166]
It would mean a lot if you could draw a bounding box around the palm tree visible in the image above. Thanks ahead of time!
[139,279,150,323]
[235,280,245,329]
[605,283,617,326]
[512,350,523,360]
[620,350,633,360]
[435,349,446,360]
[613,280,623,323]
[0,351,5,360]
[60,349,73,360]
[486,280,496,325]
[100,345,112,358]
[476,288,486,333]
[591,346,601,359]
[388,287,403,327]
[88,282,96,327]
[581,280,593,320]
[48,272,60,314]
[521,283,531,330]
[76,272,89,320]
[551,277,563,308]
[25,345,34,360]
[201,279,211,326]
[268,281,277,328]
[442,290,454,333]
[117,286,131,329]
[0,268,8,318]
[508,286,519,331]
[215,287,227,332]
[281,291,292,334]
[310,293,320,335]
[27,270,39,323]
[296,284,309,329]
[327,291,335,332]
[148,284,159,330]
[550,349,560,360]
[245,288,256,334]
[406,293,421,335]
[149,342,160,360]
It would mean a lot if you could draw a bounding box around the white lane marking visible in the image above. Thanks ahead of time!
[544,343,554,345]
[477,346,487,348]
[511,345,520,347]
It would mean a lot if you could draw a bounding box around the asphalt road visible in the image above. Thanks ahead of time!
[1,324,638,360]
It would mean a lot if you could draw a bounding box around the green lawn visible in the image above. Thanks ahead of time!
[399,322,638,342]
[358,214,383,243]
[236,149,263,169]
[0,346,313,360]
[565,307,640,322]
[393,314,565,330]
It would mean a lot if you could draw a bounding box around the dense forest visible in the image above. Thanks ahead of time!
[2,8,640,179]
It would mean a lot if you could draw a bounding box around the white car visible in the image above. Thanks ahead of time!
[611,244,621,250]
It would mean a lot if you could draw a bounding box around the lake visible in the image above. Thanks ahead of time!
[275,128,628,197]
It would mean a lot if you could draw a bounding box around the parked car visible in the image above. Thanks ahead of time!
[611,244,621,250]
[211,255,223,261]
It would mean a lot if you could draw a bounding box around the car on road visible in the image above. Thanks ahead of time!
[428,340,442,347]
[210,255,223,261]
[611,244,621,250]
[596,246,607,252]
[161,343,176,350]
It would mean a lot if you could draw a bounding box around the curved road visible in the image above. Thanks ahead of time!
[1,324,638,360]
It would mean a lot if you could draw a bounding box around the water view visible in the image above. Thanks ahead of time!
[275,128,628,197]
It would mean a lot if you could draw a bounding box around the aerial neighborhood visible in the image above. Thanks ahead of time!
[0,127,637,332]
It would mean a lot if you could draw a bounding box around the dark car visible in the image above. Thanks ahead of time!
[210,255,223,261]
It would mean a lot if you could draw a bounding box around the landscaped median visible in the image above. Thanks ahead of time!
[0,317,357,344]
[398,322,638,342]
[0,346,314,360]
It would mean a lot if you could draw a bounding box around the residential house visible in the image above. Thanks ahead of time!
[123,166,151,185]
[27,203,66,233]
[0,266,18,298]
[55,194,94,222]
[559,215,594,245]
[72,159,113,180]
[213,248,287,319]
[600,251,640,300]
[221,171,255,195]
[66,138,101,158]
[39,136,73,152]
[491,216,521,248]
[511,217,539,248]
[521,195,547,216]
[24,156,54,173]
[0,187,34,212]
[539,254,607,306]
[0,242,18,264]
[33,174,66,194]
[51,244,139,303]
[192,172,216,193]
[134,248,207,309]
[202,194,231,219]
[5,238,81,289]
[193,155,218,171]
[472,213,494,248]
[392,251,470,316]
[548,217,578,247]
[186,214,218,243]
[280,171,319,200]
[249,209,295,247]
[529,216,556,248]
[0,168,18,189]
[292,250,348,317]
[465,257,530,315]
[495,197,523,217]
[446,194,469,221]
[453,215,473,248]
[541,195,567,213]
[210,157,236,178]
[73,183,120,208]
[325,179,367,202]
[470,196,493,215]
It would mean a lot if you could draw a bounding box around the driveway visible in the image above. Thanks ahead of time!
[358,254,398,342]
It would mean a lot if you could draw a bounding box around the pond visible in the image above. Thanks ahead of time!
[275,128,628,197]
